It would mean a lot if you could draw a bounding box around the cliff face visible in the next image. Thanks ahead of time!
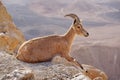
[0,2,12,23]
[0,1,25,54]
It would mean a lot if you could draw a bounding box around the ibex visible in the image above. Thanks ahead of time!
[16,14,89,71]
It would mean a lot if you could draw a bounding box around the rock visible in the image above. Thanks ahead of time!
[33,64,91,80]
[0,1,25,54]
[1,68,34,80]
[71,73,91,80]
[83,65,108,80]
[0,52,108,80]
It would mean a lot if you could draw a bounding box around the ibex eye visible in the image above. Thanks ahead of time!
[3,31,7,34]
[77,26,80,28]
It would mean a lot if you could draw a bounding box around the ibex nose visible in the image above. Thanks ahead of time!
[87,32,89,36]
[85,32,89,37]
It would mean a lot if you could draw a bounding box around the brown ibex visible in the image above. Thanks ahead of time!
[16,14,89,71]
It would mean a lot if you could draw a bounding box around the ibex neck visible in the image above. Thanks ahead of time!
[64,26,76,45]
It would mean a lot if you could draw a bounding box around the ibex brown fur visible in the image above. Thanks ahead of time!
[16,14,89,71]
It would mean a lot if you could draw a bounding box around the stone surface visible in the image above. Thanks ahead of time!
[1,68,34,80]
[83,65,108,80]
[0,1,25,54]
[0,52,108,80]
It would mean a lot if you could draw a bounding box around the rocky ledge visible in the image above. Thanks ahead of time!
[0,52,107,80]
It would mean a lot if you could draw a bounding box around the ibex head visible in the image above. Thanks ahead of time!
[65,13,89,37]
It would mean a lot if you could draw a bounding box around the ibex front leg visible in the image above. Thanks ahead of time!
[61,53,84,70]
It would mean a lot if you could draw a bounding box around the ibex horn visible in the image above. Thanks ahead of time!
[64,13,80,22]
